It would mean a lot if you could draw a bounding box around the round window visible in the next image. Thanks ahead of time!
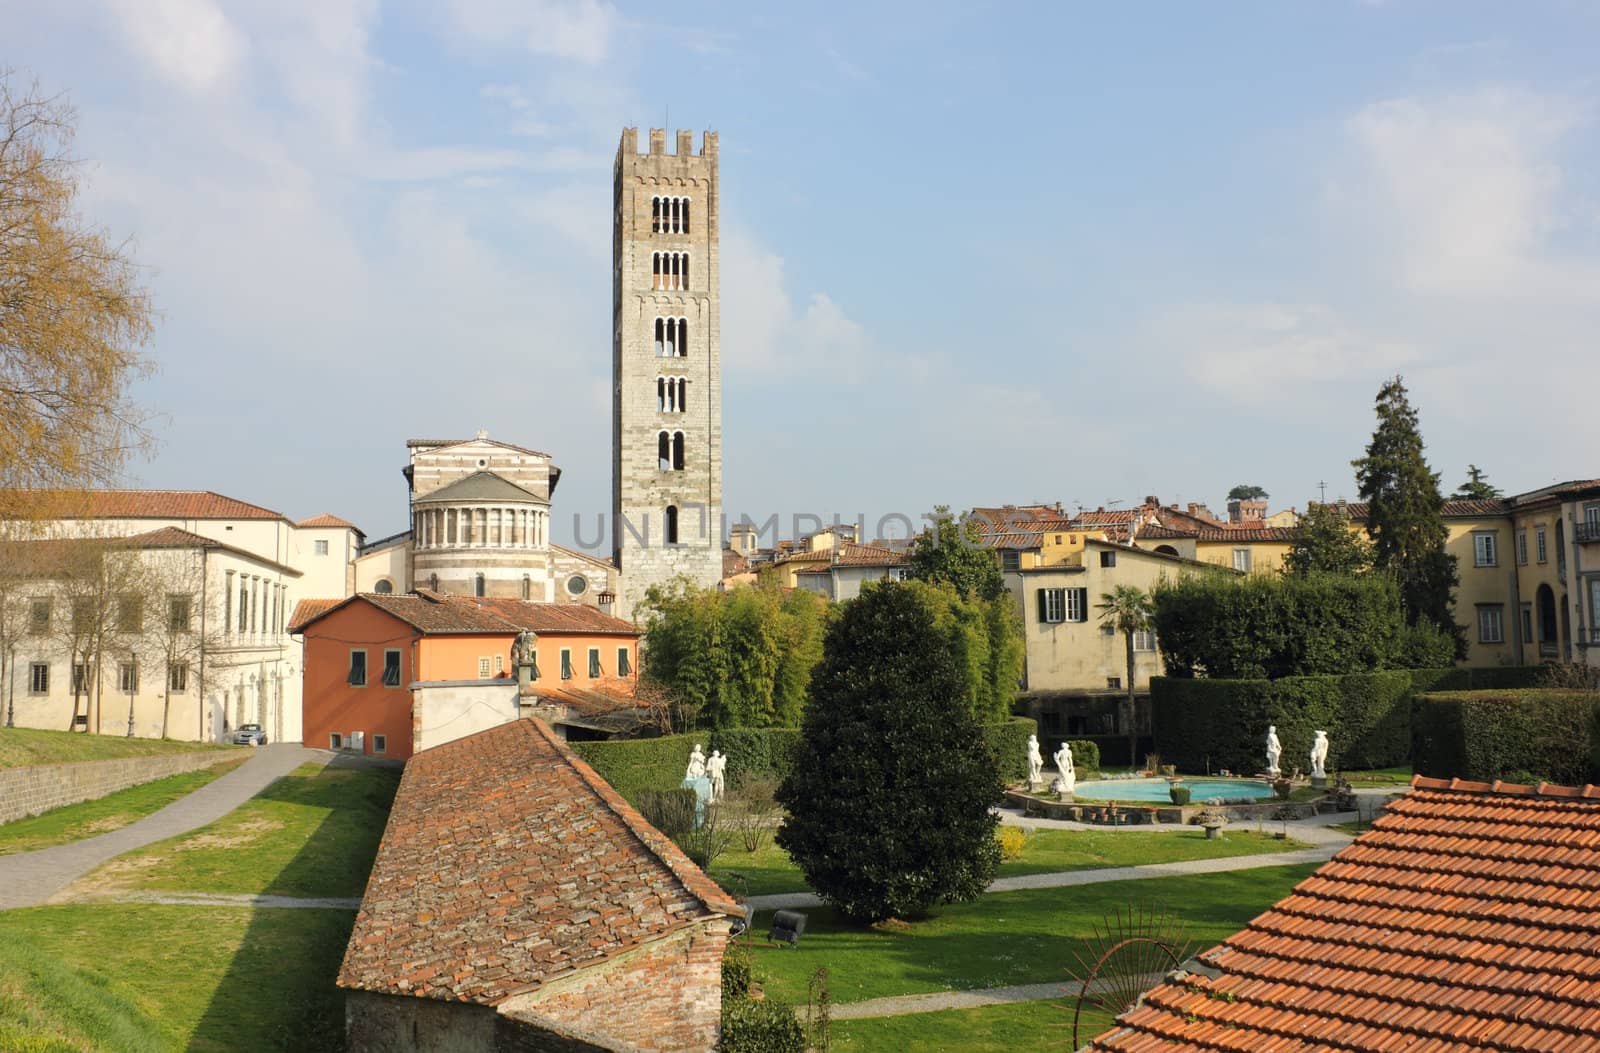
[477,458,487,468]
[373,578,394,594]
[566,574,588,596]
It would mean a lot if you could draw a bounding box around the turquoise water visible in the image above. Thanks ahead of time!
[1070,778,1273,803]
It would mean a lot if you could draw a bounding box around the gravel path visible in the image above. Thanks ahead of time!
[69,891,361,909]
[0,743,320,911]
[831,972,1166,1020]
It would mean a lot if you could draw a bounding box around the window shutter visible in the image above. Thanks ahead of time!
[1073,588,1089,622]
[1037,589,1049,624]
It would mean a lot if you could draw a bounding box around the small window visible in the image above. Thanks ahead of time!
[118,662,139,693]
[478,657,491,680]
[588,648,601,678]
[1477,605,1504,644]
[665,505,680,545]
[1107,676,1122,690]
[1517,531,1528,566]
[474,573,486,598]
[1133,629,1156,652]
[373,578,394,595]
[330,733,343,750]
[494,654,504,675]
[72,597,93,634]
[116,594,143,633]
[1039,589,1065,624]
[169,662,189,693]
[168,595,192,633]
[1099,551,1116,568]
[29,599,50,635]
[1232,548,1252,573]
[383,650,402,687]
[1473,532,1498,567]
[521,575,531,600]
[72,663,88,694]
[1065,588,1088,622]
[567,574,589,596]
[560,649,573,680]
[348,650,368,687]
[29,663,48,694]
[1001,551,1021,572]
[1521,604,1533,644]
[429,573,439,591]
[618,647,632,677]
[372,734,387,755]
[1536,527,1548,563]
[314,539,329,556]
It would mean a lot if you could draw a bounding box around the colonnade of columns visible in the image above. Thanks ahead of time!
[413,505,548,550]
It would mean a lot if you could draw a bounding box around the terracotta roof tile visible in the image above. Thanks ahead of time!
[337,718,738,1005]
[1343,499,1511,521]
[292,593,640,637]
[978,531,1043,550]
[830,542,909,567]
[287,598,342,633]
[1195,526,1300,543]
[1089,776,1600,1053]
[295,513,361,531]
[4,488,286,520]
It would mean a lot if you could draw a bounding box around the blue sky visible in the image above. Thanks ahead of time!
[10,1,1600,547]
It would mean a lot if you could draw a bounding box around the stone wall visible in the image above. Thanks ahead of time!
[0,748,241,826]
[502,919,731,1052]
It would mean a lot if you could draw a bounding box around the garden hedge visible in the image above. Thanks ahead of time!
[1412,689,1600,785]
[1151,671,1413,775]
[572,717,1036,805]
[1407,666,1547,693]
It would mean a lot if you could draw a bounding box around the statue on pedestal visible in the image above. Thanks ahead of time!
[1026,735,1044,786]
[1053,741,1076,795]
[1309,730,1329,780]
[707,750,727,803]
[686,744,707,780]
[1265,725,1282,778]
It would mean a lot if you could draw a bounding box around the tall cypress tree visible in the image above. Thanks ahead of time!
[1351,377,1465,656]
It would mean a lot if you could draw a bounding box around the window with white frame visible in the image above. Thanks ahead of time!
[1473,531,1498,567]
[329,733,343,750]
[169,662,189,693]
[1133,629,1156,652]
[651,251,689,291]
[1064,588,1087,621]
[348,650,367,687]
[618,647,632,677]
[1000,550,1021,572]
[1040,588,1065,624]
[314,539,329,555]
[1232,548,1251,573]
[1517,530,1528,565]
[657,376,687,412]
[118,662,139,693]
[29,663,48,694]
[588,648,601,678]
[168,595,192,632]
[651,195,691,234]
[1536,526,1548,563]
[383,650,402,687]
[29,599,49,635]
[560,649,573,680]
[654,316,688,357]
[372,734,387,755]
[477,656,491,680]
[1477,605,1504,644]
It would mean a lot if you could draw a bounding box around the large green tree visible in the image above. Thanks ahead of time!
[1283,502,1372,577]
[1453,464,1502,500]
[1351,376,1464,656]
[908,506,1005,602]
[1097,585,1152,766]
[776,582,1001,924]
[1227,484,1269,502]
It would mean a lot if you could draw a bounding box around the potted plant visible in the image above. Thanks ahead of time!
[1169,784,1192,806]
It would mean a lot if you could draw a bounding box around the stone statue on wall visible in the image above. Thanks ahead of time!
[686,744,707,780]
[1026,735,1044,786]
[511,630,538,669]
[707,750,727,803]
[1309,730,1329,780]
[1265,725,1282,778]
[1053,741,1076,795]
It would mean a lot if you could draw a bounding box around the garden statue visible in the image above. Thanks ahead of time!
[1265,725,1281,778]
[511,630,538,669]
[707,750,727,803]
[1026,735,1044,787]
[1053,741,1076,795]
[1309,730,1329,780]
[686,743,707,780]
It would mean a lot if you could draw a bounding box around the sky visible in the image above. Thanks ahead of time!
[9,1,1600,550]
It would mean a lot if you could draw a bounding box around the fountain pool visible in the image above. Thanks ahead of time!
[1070,778,1273,803]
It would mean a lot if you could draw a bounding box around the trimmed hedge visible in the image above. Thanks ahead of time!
[1413,689,1600,784]
[1151,671,1414,775]
[1407,666,1547,694]
[573,719,1034,806]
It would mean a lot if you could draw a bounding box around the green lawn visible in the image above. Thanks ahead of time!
[64,762,399,900]
[0,904,351,1052]
[831,1000,1116,1052]
[742,863,1320,1005]
[0,728,238,769]
[710,827,1308,897]
[1339,765,1413,788]
[0,759,249,856]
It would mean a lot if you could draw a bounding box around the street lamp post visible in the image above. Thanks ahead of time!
[126,646,138,738]
[6,643,14,728]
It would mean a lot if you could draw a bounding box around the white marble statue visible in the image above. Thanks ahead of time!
[686,743,707,780]
[1265,725,1282,778]
[707,750,727,803]
[1309,730,1329,780]
[1026,735,1044,785]
[1053,741,1076,795]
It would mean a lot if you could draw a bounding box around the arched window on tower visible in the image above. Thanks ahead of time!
[682,199,690,233]
[651,196,661,234]
[676,317,688,357]
[654,317,664,356]
[672,431,685,471]
[652,252,661,290]
[521,575,531,600]
[658,431,671,471]
[474,573,486,598]
[429,573,439,592]
[665,505,679,545]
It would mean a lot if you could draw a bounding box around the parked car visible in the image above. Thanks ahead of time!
[233,723,268,746]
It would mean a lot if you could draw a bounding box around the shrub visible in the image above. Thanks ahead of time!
[1392,620,1457,669]
[982,716,1038,782]
[637,788,698,839]
[721,944,753,1001]
[677,801,736,870]
[777,583,1002,924]
[1063,739,1101,780]
[730,773,782,853]
[720,997,806,1053]
[996,825,1027,860]
[1168,785,1191,806]
[1412,689,1600,784]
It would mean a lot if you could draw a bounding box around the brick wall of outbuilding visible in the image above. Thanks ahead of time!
[0,750,240,826]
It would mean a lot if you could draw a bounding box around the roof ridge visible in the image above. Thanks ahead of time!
[1411,774,1600,800]
[525,719,741,920]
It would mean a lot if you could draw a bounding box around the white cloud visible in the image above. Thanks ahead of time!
[102,0,248,92]
[448,0,620,64]
[721,225,872,380]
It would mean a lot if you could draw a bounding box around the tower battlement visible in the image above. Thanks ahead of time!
[616,127,717,170]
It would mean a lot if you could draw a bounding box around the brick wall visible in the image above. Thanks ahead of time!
[0,749,240,826]
[503,919,731,1052]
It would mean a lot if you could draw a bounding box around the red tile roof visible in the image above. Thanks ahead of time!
[830,542,910,567]
[292,593,640,637]
[287,598,342,633]
[978,531,1044,550]
[4,489,286,520]
[1089,775,1600,1053]
[1343,499,1511,520]
[337,718,739,1005]
[467,597,638,635]
[405,437,553,459]
[296,513,361,531]
[549,542,617,570]
[1,528,301,577]
[1194,526,1300,543]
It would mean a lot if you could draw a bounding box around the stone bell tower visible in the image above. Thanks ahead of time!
[612,128,724,620]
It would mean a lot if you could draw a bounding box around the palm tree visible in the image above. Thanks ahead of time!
[1097,585,1152,770]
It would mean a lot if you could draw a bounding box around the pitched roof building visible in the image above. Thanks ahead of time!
[1089,775,1600,1053]
[340,718,739,1052]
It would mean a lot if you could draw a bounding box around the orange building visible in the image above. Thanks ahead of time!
[290,591,640,760]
